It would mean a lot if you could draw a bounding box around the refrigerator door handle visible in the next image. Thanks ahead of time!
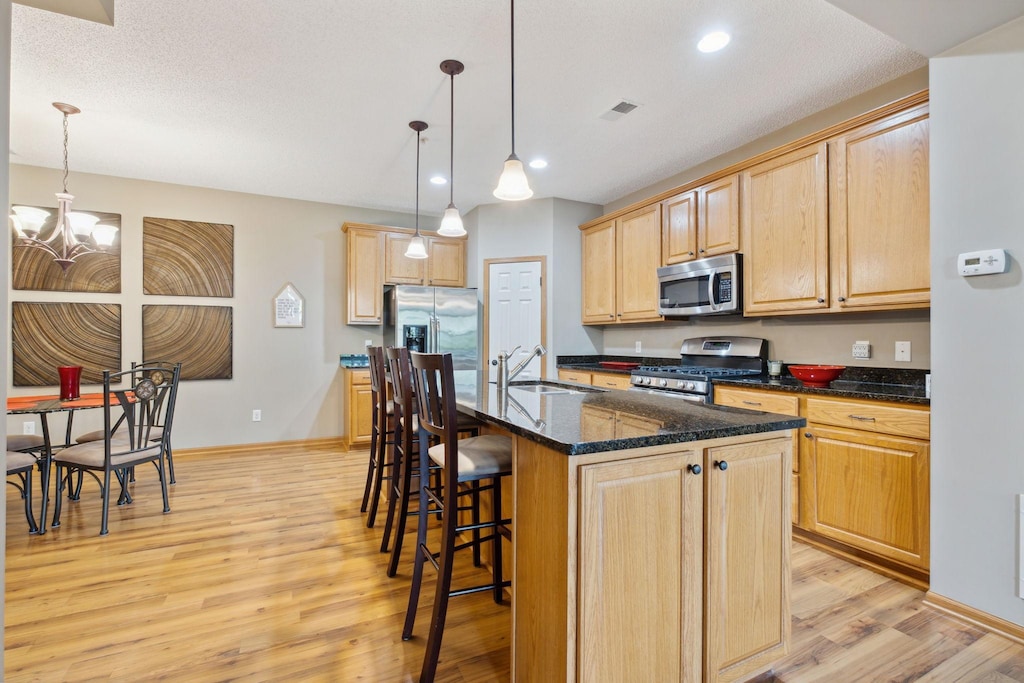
[430,317,439,353]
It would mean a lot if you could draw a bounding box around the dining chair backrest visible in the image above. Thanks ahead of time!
[106,362,181,460]
[408,352,458,458]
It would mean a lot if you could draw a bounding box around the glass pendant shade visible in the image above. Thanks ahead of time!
[66,211,100,241]
[437,203,466,237]
[91,223,119,247]
[405,234,428,259]
[11,206,49,237]
[493,154,533,201]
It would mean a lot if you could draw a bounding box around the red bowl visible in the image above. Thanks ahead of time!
[788,365,846,387]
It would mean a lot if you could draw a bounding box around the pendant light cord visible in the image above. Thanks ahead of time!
[449,71,455,204]
[510,0,516,156]
[415,129,421,235]
[62,111,70,194]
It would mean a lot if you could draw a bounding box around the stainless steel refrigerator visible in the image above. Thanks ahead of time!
[382,285,480,371]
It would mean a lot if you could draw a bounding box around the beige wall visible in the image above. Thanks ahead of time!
[7,164,418,448]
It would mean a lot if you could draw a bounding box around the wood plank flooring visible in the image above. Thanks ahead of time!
[5,442,1024,682]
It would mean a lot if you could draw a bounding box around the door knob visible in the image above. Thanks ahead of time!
[714,460,728,471]
[688,464,702,475]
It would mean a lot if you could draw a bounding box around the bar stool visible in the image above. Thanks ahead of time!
[380,346,487,576]
[403,351,512,682]
[361,346,396,528]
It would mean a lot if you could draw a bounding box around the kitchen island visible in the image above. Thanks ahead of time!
[453,378,805,683]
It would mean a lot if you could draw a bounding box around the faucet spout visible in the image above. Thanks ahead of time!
[508,344,547,382]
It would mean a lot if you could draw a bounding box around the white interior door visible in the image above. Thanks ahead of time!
[488,260,543,383]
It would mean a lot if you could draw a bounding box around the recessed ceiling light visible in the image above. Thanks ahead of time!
[697,31,730,53]
[430,175,447,185]
[529,159,548,169]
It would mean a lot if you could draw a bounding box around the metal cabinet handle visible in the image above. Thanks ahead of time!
[804,432,813,439]
[817,297,825,303]
[699,248,705,253]
[608,314,614,319]
[714,460,728,471]
[849,414,876,422]
[742,400,762,406]
[688,251,694,256]
[688,463,702,475]
[837,296,846,302]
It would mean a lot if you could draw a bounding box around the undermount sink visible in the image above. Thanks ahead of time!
[507,381,604,394]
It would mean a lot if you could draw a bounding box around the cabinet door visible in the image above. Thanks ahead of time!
[662,189,698,265]
[347,229,384,324]
[581,220,617,324]
[830,105,930,310]
[806,423,929,569]
[578,452,703,683]
[426,238,466,287]
[557,369,592,384]
[705,438,791,683]
[741,143,829,314]
[383,233,426,285]
[699,173,740,258]
[579,405,617,441]
[616,204,663,322]
[590,372,633,390]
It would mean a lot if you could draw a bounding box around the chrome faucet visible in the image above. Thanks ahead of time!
[492,344,547,390]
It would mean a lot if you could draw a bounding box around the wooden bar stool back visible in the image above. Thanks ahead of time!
[360,346,395,528]
[403,351,512,683]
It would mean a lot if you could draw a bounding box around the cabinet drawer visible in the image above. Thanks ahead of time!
[715,388,799,416]
[348,369,371,386]
[805,397,929,439]
[558,369,593,385]
[590,372,633,390]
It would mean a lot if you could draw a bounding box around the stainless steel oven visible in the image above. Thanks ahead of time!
[657,253,742,317]
[629,336,767,402]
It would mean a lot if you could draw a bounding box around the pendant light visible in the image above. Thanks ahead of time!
[493,0,533,201]
[437,59,466,237]
[405,121,429,260]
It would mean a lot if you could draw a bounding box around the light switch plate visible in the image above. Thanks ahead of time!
[895,341,911,362]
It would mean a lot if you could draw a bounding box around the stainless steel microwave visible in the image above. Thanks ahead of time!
[657,253,742,316]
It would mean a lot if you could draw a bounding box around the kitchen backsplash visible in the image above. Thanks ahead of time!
[600,309,931,369]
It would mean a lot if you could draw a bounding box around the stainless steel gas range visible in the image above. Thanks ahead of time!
[629,336,768,403]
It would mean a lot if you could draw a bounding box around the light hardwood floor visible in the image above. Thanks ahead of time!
[6,442,1024,682]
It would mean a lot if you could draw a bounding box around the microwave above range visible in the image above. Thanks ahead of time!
[657,253,742,317]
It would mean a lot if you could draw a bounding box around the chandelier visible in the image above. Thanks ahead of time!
[10,103,118,272]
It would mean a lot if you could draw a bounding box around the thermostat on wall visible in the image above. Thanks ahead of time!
[958,249,1008,277]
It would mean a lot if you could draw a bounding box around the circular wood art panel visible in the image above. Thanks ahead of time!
[142,305,233,380]
[12,302,122,386]
[142,217,234,297]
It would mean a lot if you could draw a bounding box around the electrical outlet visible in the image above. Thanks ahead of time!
[852,341,871,359]
[895,341,912,362]
[252,409,262,422]
[22,421,35,435]
[364,339,373,348]
[635,341,642,353]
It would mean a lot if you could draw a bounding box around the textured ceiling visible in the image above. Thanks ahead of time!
[10,0,931,218]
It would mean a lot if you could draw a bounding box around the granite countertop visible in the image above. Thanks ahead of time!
[453,374,805,456]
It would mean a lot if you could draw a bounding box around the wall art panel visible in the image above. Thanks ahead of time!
[12,302,122,386]
[11,207,121,292]
[142,305,233,380]
[143,217,234,297]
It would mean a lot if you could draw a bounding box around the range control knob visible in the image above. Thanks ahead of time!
[685,382,695,391]
[658,378,668,387]
[643,377,652,386]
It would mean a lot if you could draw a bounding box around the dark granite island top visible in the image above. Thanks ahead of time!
[453,375,806,455]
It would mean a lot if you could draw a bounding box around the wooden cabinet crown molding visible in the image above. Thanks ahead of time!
[341,221,468,241]
[579,89,929,232]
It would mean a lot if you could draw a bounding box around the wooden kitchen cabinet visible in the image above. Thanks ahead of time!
[557,369,592,384]
[580,404,664,441]
[581,204,663,325]
[741,142,830,314]
[342,368,373,450]
[741,103,930,316]
[662,174,740,265]
[713,386,801,526]
[802,396,930,572]
[705,438,792,682]
[343,222,467,325]
[829,104,930,311]
[589,371,633,390]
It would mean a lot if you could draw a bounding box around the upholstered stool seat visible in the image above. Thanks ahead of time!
[427,435,512,477]
[8,434,45,452]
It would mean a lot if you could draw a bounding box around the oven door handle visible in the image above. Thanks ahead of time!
[707,271,720,312]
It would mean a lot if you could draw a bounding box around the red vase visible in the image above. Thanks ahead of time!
[58,365,83,401]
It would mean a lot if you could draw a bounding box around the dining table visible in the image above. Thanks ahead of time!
[7,392,124,534]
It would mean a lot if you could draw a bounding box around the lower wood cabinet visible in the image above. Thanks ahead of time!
[557,369,592,384]
[342,368,373,450]
[557,368,633,390]
[568,435,792,683]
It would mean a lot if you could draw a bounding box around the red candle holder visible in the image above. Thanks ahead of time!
[58,365,83,401]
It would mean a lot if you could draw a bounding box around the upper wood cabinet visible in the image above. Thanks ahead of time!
[830,104,930,311]
[741,142,830,314]
[742,105,930,316]
[662,174,740,265]
[581,204,663,325]
[343,223,467,325]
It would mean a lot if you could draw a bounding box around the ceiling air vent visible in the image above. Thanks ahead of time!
[599,100,640,121]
